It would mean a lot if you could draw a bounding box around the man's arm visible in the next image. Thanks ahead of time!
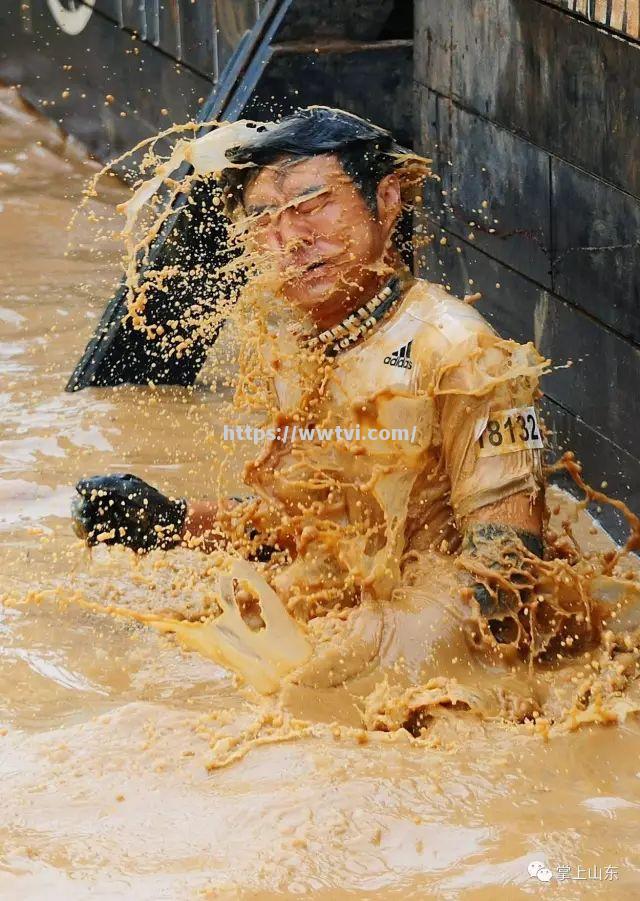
[430,322,548,644]
[463,489,544,557]
[181,497,262,550]
[182,500,223,539]
[460,490,545,645]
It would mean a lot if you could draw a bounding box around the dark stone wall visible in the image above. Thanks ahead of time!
[414,0,640,539]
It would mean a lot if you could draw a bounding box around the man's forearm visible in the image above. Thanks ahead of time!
[182,497,254,544]
[463,489,544,555]
[182,493,273,539]
[182,496,287,562]
[182,500,222,538]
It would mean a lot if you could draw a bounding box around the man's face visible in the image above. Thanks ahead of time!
[241,153,397,317]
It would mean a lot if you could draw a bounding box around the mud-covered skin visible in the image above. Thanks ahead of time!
[73,474,187,552]
[461,522,543,644]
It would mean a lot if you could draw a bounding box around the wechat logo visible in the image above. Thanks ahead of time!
[528,860,553,882]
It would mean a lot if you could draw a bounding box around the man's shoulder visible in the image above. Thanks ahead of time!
[401,278,496,347]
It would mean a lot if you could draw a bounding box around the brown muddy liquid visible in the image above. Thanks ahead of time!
[2,87,640,898]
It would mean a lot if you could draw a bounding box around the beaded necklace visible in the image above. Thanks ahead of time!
[306,276,403,357]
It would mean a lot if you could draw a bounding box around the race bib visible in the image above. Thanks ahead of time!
[477,406,543,458]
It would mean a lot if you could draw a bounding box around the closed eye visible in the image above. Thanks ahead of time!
[293,194,330,215]
[244,187,331,223]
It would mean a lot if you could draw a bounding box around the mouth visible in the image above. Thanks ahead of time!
[281,255,341,287]
[299,255,344,279]
[280,260,331,283]
[283,257,327,274]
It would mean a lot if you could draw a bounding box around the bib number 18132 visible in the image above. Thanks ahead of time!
[477,406,544,458]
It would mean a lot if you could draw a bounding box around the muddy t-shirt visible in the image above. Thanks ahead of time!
[244,279,545,604]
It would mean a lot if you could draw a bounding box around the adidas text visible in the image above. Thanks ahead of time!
[384,340,413,369]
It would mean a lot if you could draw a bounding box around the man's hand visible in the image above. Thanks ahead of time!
[461,521,543,645]
[72,473,187,552]
[461,492,543,645]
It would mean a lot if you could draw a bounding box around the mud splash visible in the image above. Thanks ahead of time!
[60,104,640,706]
[2,87,640,897]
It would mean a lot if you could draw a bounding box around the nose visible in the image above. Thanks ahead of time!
[274,205,311,252]
[253,206,314,267]
[257,220,284,254]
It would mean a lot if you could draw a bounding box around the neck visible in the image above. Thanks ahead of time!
[308,253,403,332]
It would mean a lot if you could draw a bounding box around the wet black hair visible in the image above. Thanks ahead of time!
[222,106,399,213]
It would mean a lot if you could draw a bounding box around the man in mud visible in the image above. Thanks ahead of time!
[72,107,545,646]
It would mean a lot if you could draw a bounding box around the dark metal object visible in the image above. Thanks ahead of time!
[65,0,294,390]
[65,177,236,389]
[545,0,640,41]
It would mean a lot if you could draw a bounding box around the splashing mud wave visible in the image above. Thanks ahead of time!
[2,88,640,896]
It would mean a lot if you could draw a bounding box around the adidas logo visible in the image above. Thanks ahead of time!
[384,340,413,370]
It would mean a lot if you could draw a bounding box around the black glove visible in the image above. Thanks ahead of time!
[71,473,187,552]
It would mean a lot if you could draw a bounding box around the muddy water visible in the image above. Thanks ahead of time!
[1,86,640,899]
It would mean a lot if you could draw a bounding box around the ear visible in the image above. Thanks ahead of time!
[376,173,402,236]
